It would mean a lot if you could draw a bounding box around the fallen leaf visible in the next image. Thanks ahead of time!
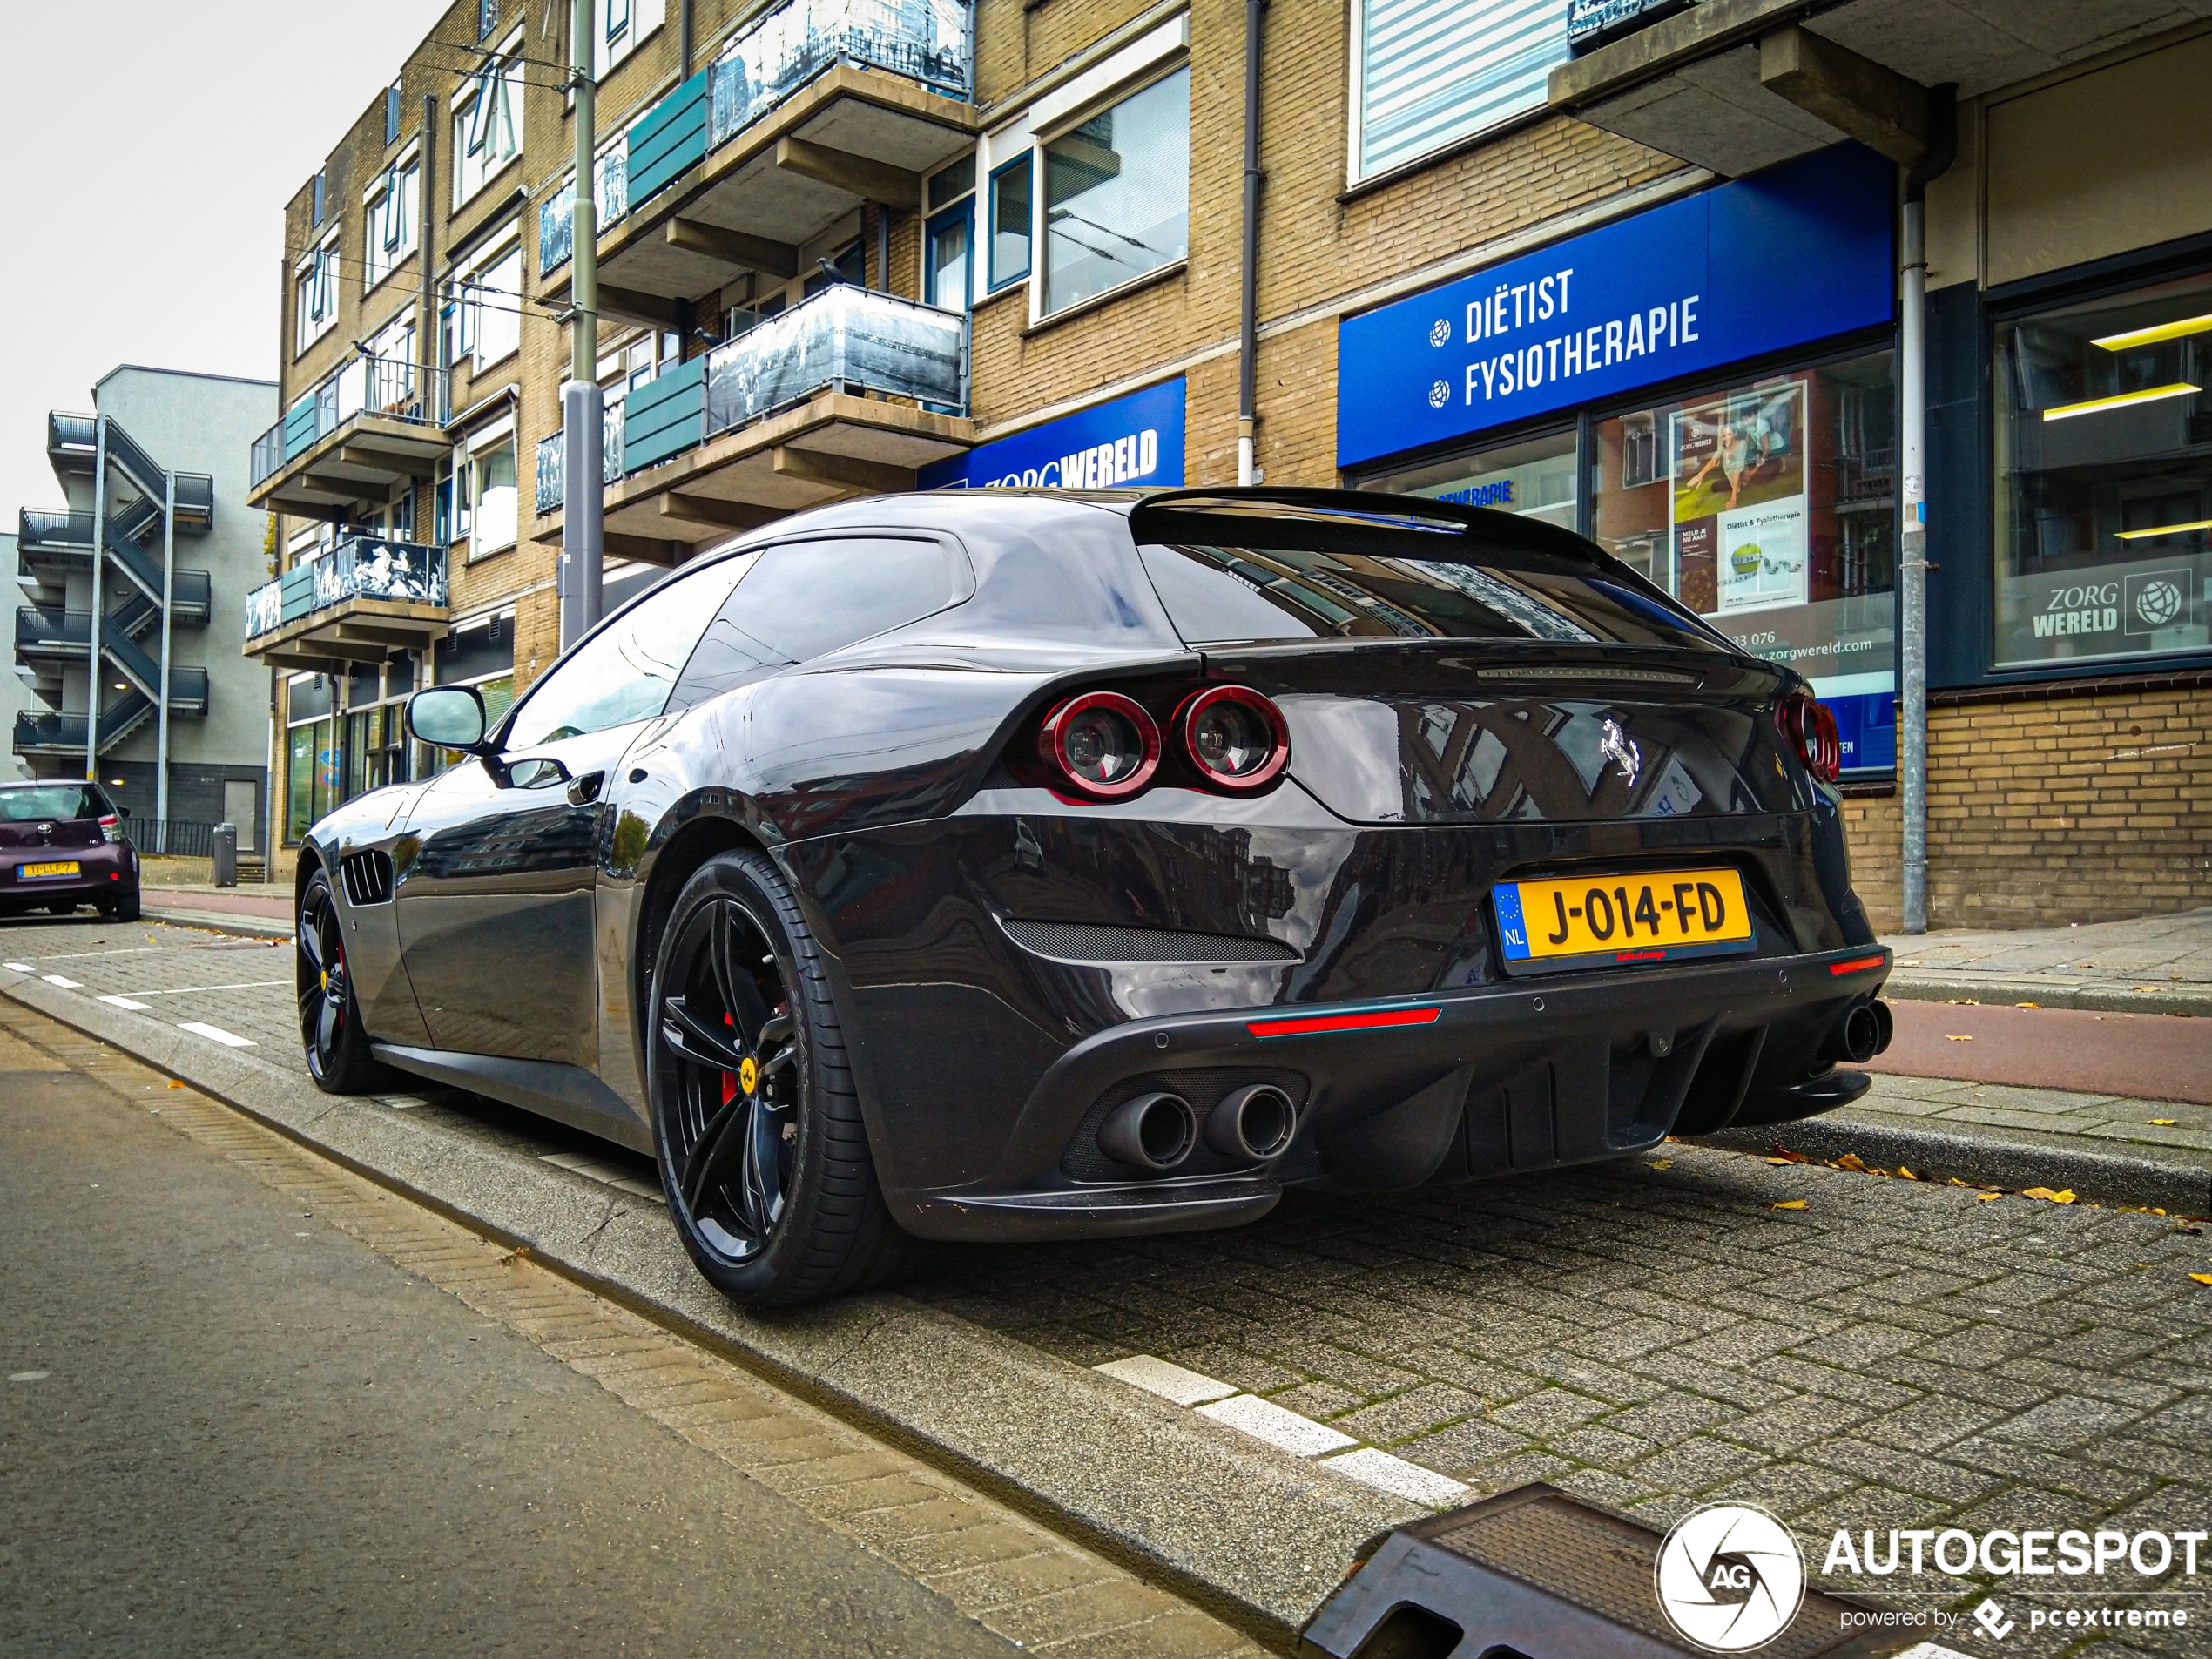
[2022,1186,2078,1204]
[1946,998,1980,1006]
[2151,1120,2179,1127]
[1946,1034,1974,1042]
[1897,1166,1919,1181]
[2135,985,2161,993]
[497,1244,533,1266]
[1771,1199,1808,1211]
[1835,1153,1870,1172]
[2193,1274,2212,1287]
[2016,1001,2040,1009]
[1765,1157,1795,1166]
[1647,1158,1673,1170]
[166,1079,184,1089]
[1977,1191,2005,1202]
[1767,1147,1809,1163]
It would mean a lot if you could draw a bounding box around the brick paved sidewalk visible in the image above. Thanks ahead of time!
[1884,907,2212,1016]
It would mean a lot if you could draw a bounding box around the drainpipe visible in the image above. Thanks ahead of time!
[1898,91,1955,936]
[678,0,693,78]
[1235,0,1264,487]
[562,0,605,651]
[86,415,107,778]
[156,471,175,846]
[420,93,440,424]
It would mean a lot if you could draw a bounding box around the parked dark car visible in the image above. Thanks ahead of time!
[297,489,1892,1305]
[0,780,141,921]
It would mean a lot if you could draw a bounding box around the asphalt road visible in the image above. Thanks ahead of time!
[0,1039,1015,1659]
[1868,998,2212,1105]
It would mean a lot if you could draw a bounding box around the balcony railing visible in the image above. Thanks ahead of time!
[16,608,91,651]
[245,536,449,643]
[706,285,965,435]
[17,508,91,556]
[533,399,626,515]
[14,711,87,752]
[706,0,972,152]
[252,353,449,489]
[538,147,632,276]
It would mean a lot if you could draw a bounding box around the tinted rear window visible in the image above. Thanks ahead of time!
[0,786,109,822]
[1138,542,1723,651]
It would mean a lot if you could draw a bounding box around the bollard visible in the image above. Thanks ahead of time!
[212,822,239,888]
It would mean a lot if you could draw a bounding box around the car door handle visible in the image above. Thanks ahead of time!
[567,770,606,806]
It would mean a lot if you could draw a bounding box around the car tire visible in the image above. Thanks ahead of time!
[647,848,919,1307]
[112,891,141,922]
[297,866,385,1094]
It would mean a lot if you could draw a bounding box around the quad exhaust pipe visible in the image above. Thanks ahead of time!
[1828,999,1895,1066]
[1098,1083,1300,1171]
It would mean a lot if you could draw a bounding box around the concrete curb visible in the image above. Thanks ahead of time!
[0,970,1413,1642]
[141,905,292,941]
[1704,1110,2212,1217]
[1884,971,2211,1018]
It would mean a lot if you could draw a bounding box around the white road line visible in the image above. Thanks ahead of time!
[1194,1394,1358,1458]
[1093,1355,1238,1406]
[177,1022,255,1049]
[96,995,153,1011]
[40,975,83,988]
[114,979,293,998]
[1318,1448,1470,1507]
[2,962,30,973]
[10,946,170,964]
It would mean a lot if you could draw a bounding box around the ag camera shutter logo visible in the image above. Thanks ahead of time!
[1655,1502,1806,1651]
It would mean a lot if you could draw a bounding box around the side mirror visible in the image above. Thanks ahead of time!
[406,685,491,752]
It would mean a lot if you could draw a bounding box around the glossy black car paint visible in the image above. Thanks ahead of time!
[300,489,1888,1243]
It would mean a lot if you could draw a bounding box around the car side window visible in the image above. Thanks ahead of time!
[502,555,752,749]
[670,536,971,707]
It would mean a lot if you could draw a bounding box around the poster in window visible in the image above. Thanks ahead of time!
[1669,381,1806,616]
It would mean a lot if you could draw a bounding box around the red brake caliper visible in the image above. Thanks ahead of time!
[720,1012,738,1106]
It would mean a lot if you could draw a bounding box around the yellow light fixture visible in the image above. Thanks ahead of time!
[2115,517,2212,541]
[2041,383,2199,422]
[2093,312,2212,351]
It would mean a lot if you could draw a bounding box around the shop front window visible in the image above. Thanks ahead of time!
[1591,351,1897,772]
[1370,429,1577,530]
[1994,272,2212,668]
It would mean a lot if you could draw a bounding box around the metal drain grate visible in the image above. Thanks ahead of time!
[1305,1484,1898,1658]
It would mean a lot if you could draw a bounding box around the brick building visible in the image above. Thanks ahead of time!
[252,0,2212,927]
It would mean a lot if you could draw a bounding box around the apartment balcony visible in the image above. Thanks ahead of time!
[535,285,970,559]
[16,511,213,618]
[16,607,91,660]
[543,0,975,328]
[538,147,631,278]
[12,667,208,759]
[13,711,87,756]
[1548,0,2121,178]
[243,536,450,671]
[249,353,450,518]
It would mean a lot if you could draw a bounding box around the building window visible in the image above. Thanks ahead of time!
[385,80,404,147]
[1350,0,1569,182]
[1994,269,2212,669]
[294,232,339,352]
[988,158,1031,289]
[365,310,419,414]
[1366,348,1899,774]
[363,153,419,291]
[1041,66,1190,318]
[596,0,662,77]
[802,239,866,299]
[453,39,523,206]
[465,425,519,556]
[311,170,326,227]
[478,0,499,41]
[458,241,523,370]
[927,204,972,310]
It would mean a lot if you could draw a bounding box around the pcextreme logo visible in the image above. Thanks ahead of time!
[1655,1502,1806,1651]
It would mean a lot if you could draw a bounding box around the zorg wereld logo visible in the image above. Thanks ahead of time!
[1656,1503,1806,1651]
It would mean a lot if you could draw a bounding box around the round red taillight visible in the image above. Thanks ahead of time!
[1177,685,1290,791]
[1039,691,1161,799]
[1779,691,1842,786]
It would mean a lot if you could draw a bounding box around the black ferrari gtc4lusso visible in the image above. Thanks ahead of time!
[298,488,1892,1305]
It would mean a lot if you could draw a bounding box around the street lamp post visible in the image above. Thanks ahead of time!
[560,0,604,653]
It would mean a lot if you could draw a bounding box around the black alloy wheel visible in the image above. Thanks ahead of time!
[649,850,916,1306]
[297,867,381,1093]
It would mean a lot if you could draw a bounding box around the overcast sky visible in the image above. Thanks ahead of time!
[0,1,455,523]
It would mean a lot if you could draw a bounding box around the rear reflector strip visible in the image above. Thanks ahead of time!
[1247,1006,1442,1039]
[1829,954,1887,976]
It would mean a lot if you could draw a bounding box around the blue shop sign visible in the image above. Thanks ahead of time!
[921,378,1185,490]
[1336,145,1893,469]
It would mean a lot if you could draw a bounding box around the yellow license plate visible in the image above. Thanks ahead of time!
[17,861,80,880]
[1494,867,1754,971]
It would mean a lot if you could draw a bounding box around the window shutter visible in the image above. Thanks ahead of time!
[1357,0,1568,179]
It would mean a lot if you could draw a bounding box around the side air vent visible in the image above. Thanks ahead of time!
[340,849,395,907]
[1002,919,1299,965]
